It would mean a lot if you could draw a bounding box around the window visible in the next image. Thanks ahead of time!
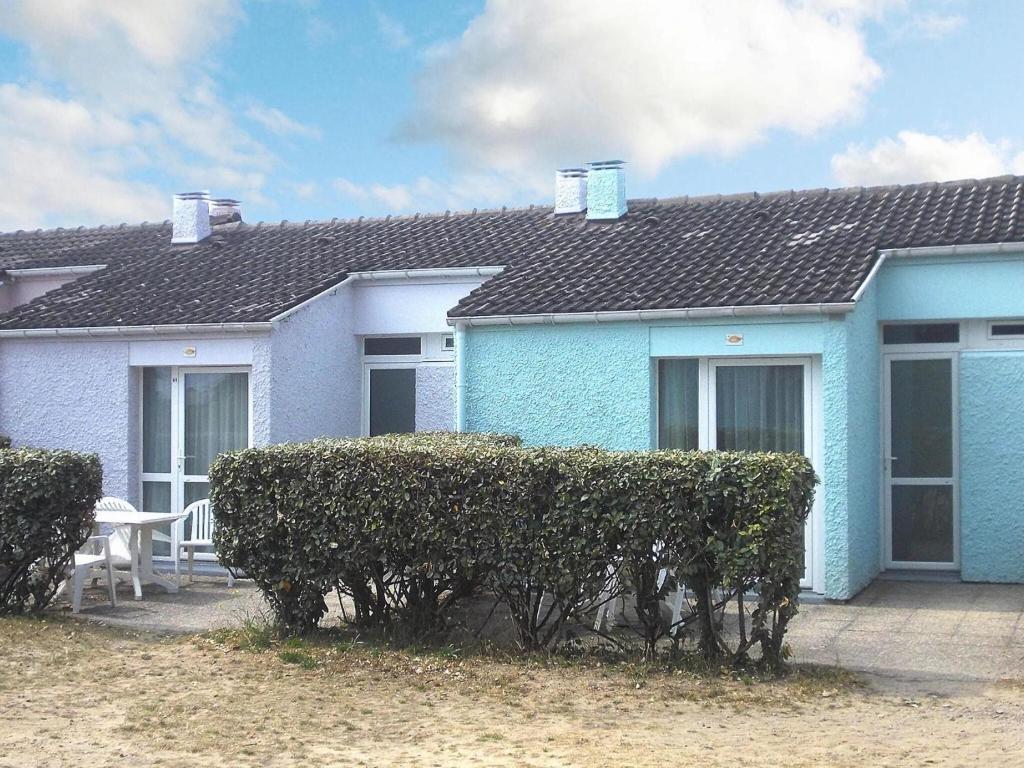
[363,336,421,356]
[882,323,959,345]
[657,359,698,449]
[443,334,455,350]
[990,322,1024,338]
[369,368,416,435]
[715,364,804,453]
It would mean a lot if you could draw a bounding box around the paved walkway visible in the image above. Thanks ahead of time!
[67,576,1024,690]
[788,579,1024,689]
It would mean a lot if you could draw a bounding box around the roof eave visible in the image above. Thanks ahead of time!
[448,302,856,327]
[0,322,273,339]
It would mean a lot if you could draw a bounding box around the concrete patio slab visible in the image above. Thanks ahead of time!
[787,579,1024,689]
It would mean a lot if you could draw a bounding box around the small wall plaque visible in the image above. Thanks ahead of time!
[183,346,197,358]
[725,333,744,346]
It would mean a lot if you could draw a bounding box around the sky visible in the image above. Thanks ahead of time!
[0,0,1022,231]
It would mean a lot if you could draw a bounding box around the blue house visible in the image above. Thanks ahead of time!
[1,169,1023,599]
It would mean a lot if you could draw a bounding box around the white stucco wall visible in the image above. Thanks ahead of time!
[0,338,135,499]
[267,284,361,442]
[415,364,455,431]
[351,279,485,335]
[0,275,79,314]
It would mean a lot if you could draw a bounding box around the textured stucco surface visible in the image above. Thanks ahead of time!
[0,338,134,499]
[415,364,455,432]
[960,351,1024,582]
[822,284,881,600]
[267,284,359,443]
[463,322,651,449]
[877,256,1024,320]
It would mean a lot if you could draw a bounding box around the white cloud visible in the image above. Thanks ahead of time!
[402,0,887,177]
[831,131,1024,186]
[245,104,322,140]
[0,0,276,230]
[333,171,542,215]
[376,11,412,50]
[0,84,166,230]
[899,12,965,40]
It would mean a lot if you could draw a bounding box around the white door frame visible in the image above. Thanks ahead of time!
[707,357,817,589]
[882,352,960,570]
[140,365,253,562]
[653,355,822,592]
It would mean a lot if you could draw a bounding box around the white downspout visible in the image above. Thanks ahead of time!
[454,320,467,432]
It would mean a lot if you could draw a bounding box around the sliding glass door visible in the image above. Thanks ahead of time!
[141,367,251,559]
[657,357,815,586]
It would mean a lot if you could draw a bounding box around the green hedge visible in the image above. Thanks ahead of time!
[211,433,815,667]
[0,448,104,614]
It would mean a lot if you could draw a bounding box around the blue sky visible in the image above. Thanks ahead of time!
[0,0,1021,230]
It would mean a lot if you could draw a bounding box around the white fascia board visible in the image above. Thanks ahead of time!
[449,302,855,327]
[4,264,107,280]
[0,322,273,339]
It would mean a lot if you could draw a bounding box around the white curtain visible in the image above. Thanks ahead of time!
[184,372,249,475]
[715,365,804,453]
[658,359,699,450]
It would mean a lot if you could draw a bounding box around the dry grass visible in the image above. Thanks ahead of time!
[1,616,1022,767]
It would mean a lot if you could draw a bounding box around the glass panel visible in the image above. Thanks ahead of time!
[658,359,699,450]
[991,323,1024,337]
[143,481,172,557]
[369,368,416,436]
[142,367,172,473]
[183,481,214,556]
[364,337,421,356]
[889,359,952,478]
[891,485,955,563]
[715,365,804,453]
[184,372,249,476]
[883,323,959,344]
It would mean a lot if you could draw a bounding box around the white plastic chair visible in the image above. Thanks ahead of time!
[174,499,233,587]
[67,535,117,613]
[92,496,140,572]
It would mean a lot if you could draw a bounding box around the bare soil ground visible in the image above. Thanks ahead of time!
[1,617,1022,768]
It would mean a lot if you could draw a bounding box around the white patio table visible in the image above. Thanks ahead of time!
[93,509,189,600]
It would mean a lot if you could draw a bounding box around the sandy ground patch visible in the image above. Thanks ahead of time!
[1,617,1022,768]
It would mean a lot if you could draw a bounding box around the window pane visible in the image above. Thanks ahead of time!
[184,372,249,476]
[364,337,421,355]
[369,368,416,436]
[143,481,172,557]
[716,365,804,453]
[883,323,959,344]
[658,359,698,450]
[142,367,172,473]
[889,358,952,478]
[991,323,1024,337]
[891,485,954,563]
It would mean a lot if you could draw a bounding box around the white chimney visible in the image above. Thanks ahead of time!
[554,168,588,214]
[171,192,212,243]
[209,198,242,224]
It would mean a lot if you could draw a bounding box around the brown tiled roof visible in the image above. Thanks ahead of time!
[1,175,1023,330]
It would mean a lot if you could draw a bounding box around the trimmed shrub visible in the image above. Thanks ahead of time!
[0,436,11,450]
[0,448,104,614]
[211,433,815,667]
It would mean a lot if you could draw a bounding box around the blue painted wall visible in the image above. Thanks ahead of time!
[649,316,825,357]
[822,284,880,599]
[463,314,855,598]
[960,351,1024,583]
[463,322,652,449]
[877,256,1024,320]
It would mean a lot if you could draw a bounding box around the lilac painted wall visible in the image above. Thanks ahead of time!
[0,338,135,499]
